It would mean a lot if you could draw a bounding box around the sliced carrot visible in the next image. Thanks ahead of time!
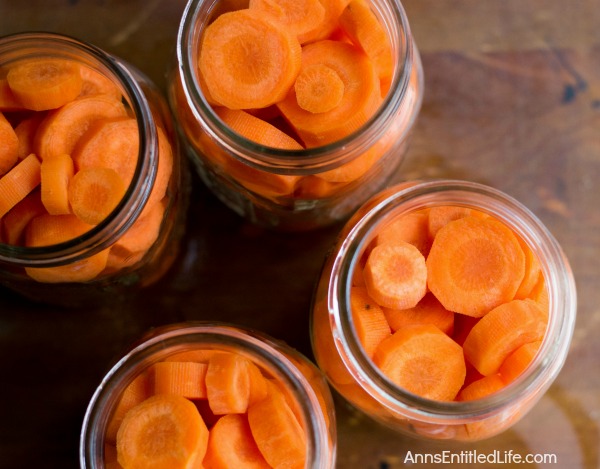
[203,413,270,469]
[463,299,547,376]
[374,210,431,257]
[165,349,218,364]
[14,113,45,160]
[382,292,455,335]
[40,153,74,215]
[277,39,381,147]
[116,394,209,469]
[294,63,345,113]
[317,145,381,183]
[0,79,25,112]
[314,0,352,41]
[214,107,303,150]
[247,380,306,469]
[73,117,139,187]
[199,9,302,109]
[205,352,252,415]
[514,236,542,299]
[372,324,466,401]
[293,175,343,199]
[338,0,393,81]
[363,240,427,310]
[457,374,504,401]
[1,190,46,245]
[6,59,83,111]
[106,369,154,443]
[427,205,476,240]
[154,361,208,399]
[527,273,549,316]
[498,340,542,384]
[68,167,126,225]
[34,95,127,160]
[247,360,269,405]
[0,111,19,176]
[143,126,173,217]
[426,215,526,317]
[350,286,391,358]
[79,65,122,101]
[249,0,326,44]
[0,153,41,219]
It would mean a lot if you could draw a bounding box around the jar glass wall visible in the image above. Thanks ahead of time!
[311,179,577,441]
[0,32,187,306]
[169,0,423,231]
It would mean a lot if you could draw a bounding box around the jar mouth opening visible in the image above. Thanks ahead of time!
[0,32,158,267]
[176,0,417,174]
[330,179,577,422]
[80,321,332,468]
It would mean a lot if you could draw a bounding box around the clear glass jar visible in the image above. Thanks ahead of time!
[80,322,336,468]
[0,32,187,306]
[168,0,423,231]
[311,179,577,441]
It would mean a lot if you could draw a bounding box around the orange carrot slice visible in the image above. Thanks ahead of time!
[514,236,542,299]
[14,113,45,160]
[463,299,547,376]
[40,153,74,215]
[154,361,208,399]
[143,126,173,217]
[0,153,41,219]
[34,95,127,160]
[382,292,455,335]
[249,0,326,44]
[277,39,381,147]
[203,413,270,469]
[79,65,122,100]
[6,59,83,111]
[0,79,25,112]
[247,360,269,406]
[164,349,218,364]
[498,340,542,384]
[527,273,549,316]
[350,286,391,358]
[363,240,427,310]
[205,352,252,415]
[373,324,466,401]
[374,210,431,256]
[427,205,476,239]
[0,111,19,176]
[338,0,393,82]
[294,63,345,113]
[199,9,302,110]
[1,191,46,245]
[315,0,352,40]
[247,380,306,469]
[457,374,504,401]
[116,394,209,469]
[426,215,526,317]
[68,167,126,225]
[293,175,343,199]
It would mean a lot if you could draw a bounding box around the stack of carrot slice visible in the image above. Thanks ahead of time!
[105,349,326,469]
[0,58,173,283]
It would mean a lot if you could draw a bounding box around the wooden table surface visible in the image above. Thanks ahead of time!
[1,1,599,468]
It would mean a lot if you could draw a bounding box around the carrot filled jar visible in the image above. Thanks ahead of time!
[311,180,576,441]
[80,322,336,468]
[0,32,187,306]
[169,0,423,231]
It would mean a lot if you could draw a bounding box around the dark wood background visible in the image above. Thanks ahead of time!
[1,1,599,467]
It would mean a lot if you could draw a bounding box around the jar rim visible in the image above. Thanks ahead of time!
[0,31,158,267]
[79,321,334,468]
[329,179,577,422]
[176,0,420,174]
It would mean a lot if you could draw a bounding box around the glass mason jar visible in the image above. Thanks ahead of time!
[0,32,187,306]
[80,322,336,468]
[311,179,577,441]
[168,0,423,231]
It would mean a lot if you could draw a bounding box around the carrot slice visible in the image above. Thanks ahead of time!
[315,0,352,40]
[247,360,269,406]
[426,215,526,317]
[106,369,154,443]
[382,292,455,335]
[116,394,209,469]
[463,299,547,376]
[498,340,542,384]
[0,79,25,112]
[68,167,126,225]
[203,413,270,469]
[205,352,252,415]
[514,236,542,299]
[374,210,431,256]
[0,153,41,219]
[457,374,504,401]
[165,350,218,364]
[40,153,74,215]
[154,361,208,399]
[373,324,466,401]
[350,286,391,358]
[143,126,173,217]
[0,111,19,176]
[6,59,83,111]
[363,240,428,310]
[249,0,326,44]
[14,113,45,160]
[199,9,302,110]
[294,63,345,113]
[1,191,46,245]
[338,0,393,81]
[277,39,381,147]
[34,95,127,160]
[247,380,306,469]
[79,65,122,100]
[527,273,549,316]
[427,205,476,239]
[293,175,343,199]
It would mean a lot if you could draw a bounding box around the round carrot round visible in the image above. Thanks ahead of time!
[294,63,345,114]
